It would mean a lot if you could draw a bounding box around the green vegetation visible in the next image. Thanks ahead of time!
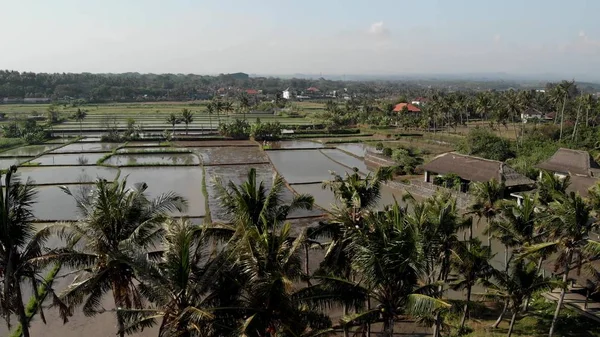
[218,119,250,139]
[250,118,282,140]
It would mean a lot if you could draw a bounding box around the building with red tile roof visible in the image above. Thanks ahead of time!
[306,87,320,92]
[245,89,259,95]
[393,103,421,113]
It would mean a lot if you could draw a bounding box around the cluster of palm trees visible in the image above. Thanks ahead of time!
[2,165,600,337]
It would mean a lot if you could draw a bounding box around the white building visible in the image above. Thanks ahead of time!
[282,88,291,100]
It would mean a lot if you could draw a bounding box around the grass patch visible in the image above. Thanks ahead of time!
[283,133,373,139]
[322,139,364,144]
[117,148,191,155]
[19,162,41,167]
[0,138,25,152]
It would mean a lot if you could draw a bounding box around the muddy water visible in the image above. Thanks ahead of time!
[0,144,59,157]
[320,149,369,173]
[268,140,324,149]
[119,167,205,217]
[196,146,268,165]
[204,164,324,222]
[17,166,118,184]
[105,153,200,166]
[33,185,89,220]
[51,142,122,153]
[32,153,109,166]
[267,150,355,184]
[335,143,370,158]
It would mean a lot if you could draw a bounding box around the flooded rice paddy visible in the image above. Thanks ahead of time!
[105,153,200,166]
[268,140,324,149]
[17,166,118,184]
[0,144,60,157]
[50,142,122,153]
[267,149,356,184]
[196,146,269,165]
[119,166,205,217]
[0,157,33,167]
[32,152,109,166]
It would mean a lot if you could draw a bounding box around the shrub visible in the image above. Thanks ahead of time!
[433,173,462,190]
[219,119,250,139]
[457,127,514,161]
[382,147,393,157]
[251,118,282,141]
[375,142,384,151]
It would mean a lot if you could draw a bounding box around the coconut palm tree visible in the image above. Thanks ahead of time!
[117,219,233,337]
[206,102,215,133]
[230,219,332,337]
[313,202,449,337]
[213,99,224,126]
[450,238,495,333]
[222,100,233,115]
[522,192,600,337]
[536,170,570,206]
[166,113,179,135]
[414,191,472,337]
[213,167,314,232]
[180,108,194,135]
[480,260,558,337]
[51,178,188,337]
[468,179,505,245]
[0,166,58,337]
[74,108,86,136]
[476,92,494,122]
[239,94,251,121]
[488,197,540,323]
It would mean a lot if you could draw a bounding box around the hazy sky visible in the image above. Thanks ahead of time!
[2,0,600,78]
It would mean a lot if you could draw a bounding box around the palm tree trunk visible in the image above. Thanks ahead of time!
[492,300,508,328]
[112,288,126,337]
[460,285,472,332]
[507,311,517,337]
[343,304,349,337]
[186,123,189,135]
[304,244,311,287]
[366,298,371,337]
[15,283,31,337]
[559,96,566,141]
[549,252,572,337]
[505,245,509,272]
[571,102,581,141]
[80,120,83,136]
[383,315,394,337]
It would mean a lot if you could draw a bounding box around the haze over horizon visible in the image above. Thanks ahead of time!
[2,0,600,81]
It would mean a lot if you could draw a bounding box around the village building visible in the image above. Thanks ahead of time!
[536,148,600,196]
[392,103,421,113]
[422,152,534,194]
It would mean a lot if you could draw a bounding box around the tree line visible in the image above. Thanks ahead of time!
[1,164,600,337]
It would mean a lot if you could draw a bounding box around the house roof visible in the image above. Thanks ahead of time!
[536,148,600,177]
[393,103,421,112]
[567,175,599,198]
[412,97,427,102]
[306,87,320,92]
[245,89,259,95]
[423,152,534,187]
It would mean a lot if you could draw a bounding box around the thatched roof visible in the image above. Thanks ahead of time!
[423,152,534,187]
[567,175,599,198]
[536,148,600,177]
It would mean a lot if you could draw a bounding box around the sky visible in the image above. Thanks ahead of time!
[1,0,600,80]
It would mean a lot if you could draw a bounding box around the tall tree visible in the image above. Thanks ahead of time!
[117,219,232,337]
[180,108,194,135]
[206,102,214,133]
[0,166,56,337]
[239,93,251,121]
[166,113,179,135]
[523,192,600,337]
[481,260,558,337]
[468,179,505,246]
[74,108,87,136]
[51,178,188,337]
[451,238,495,333]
